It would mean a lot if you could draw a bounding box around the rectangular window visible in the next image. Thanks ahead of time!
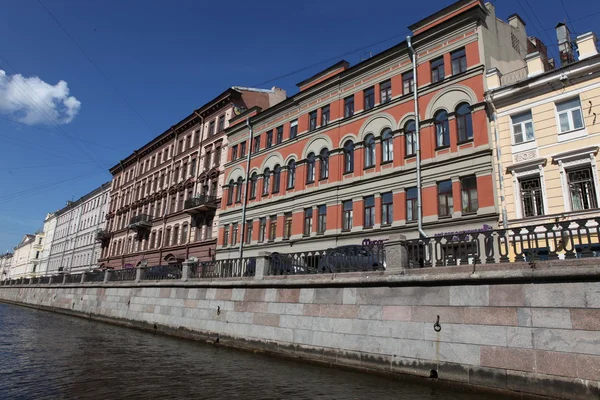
[204,149,212,170]
[321,105,330,127]
[364,196,375,228]
[344,95,354,118]
[438,180,454,217]
[269,216,277,241]
[259,217,266,243]
[253,135,260,153]
[181,163,187,180]
[431,56,445,83]
[380,80,392,104]
[209,120,215,136]
[266,130,273,148]
[187,135,192,150]
[232,223,238,246]
[304,208,313,236]
[520,176,544,217]
[309,110,317,131]
[223,224,229,246]
[317,205,327,233]
[556,97,584,133]
[189,159,196,177]
[290,120,298,139]
[512,111,535,144]
[381,192,393,225]
[214,147,220,167]
[173,226,179,245]
[245,221,253,244]
[461,176,479,214]
[342,200,353,231]
[284,213,292,239]
[276,126,283,144]
[231,145,238,161]
[568,167,597,211]
[364,86,375,110]
[240,141,246,158]
[179,140,184,154]
[451,48,467,75]
[218,115,225,132]
[407,187,418,221]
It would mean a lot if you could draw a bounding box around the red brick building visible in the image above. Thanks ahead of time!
[217,1,530,260]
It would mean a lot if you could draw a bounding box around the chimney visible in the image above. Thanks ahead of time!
[556,23,575,66]
[527,37,552,71]
[486,68,502,90]
[508,13,526,31]
[526,52,546,77]
[576,32,599,60]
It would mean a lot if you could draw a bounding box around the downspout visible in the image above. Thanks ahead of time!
[238,118,254,262]
[407,36,428,238]
[485,93,508,229]
[192,110,205,244]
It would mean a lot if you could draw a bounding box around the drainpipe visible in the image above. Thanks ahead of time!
[192,110,205,243]
[238,118,254,262]
[485,93,509,229]
[407,36,428,238]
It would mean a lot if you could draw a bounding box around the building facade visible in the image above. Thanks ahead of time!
[0,252,13,281]
[217,0,530,260]
[10,233,44,278]
[38,213,56,276]
[100,87,286,269]
[47,182,111,274]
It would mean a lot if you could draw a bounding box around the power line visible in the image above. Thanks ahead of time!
[559,0,577,34]
[0,161,89,171]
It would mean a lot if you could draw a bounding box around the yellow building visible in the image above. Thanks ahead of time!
[486,28,600,259]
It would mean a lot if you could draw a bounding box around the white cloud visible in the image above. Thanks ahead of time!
[0,69,81,125]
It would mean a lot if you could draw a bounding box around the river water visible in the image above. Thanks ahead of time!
[0,303,503,399]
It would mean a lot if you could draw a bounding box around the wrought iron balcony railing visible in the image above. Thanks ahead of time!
[128,214,152,230]
[96,229,111,242]
[184,195,218,213]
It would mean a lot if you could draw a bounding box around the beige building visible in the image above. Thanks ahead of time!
[9,233,44,278]
[487,28,600,256]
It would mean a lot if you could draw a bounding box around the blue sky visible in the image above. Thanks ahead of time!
[0,0,599,251]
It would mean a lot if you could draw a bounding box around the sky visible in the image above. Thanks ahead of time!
[0,0,599,251]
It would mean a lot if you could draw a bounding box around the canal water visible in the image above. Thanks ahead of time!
[0,303,504,399]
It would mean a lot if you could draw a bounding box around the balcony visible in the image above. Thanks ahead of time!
[128,214,152,230]
[184,195,218,214]
[96,229,111,243]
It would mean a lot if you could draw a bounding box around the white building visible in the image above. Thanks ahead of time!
[0,252,13,281]
[38,213,57,276]
[48,182,111,274]
[10,233,44,278]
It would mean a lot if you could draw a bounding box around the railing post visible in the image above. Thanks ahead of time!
[62,274,67,285]
[135,267,144,283]
[384,234,408,273]
[181,261,193,282]
[254,252,270,280]
[80,273,86,284]
[104,269,111,284]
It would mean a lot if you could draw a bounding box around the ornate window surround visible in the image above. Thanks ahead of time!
[507,157,548,219]
[552,146,599,213]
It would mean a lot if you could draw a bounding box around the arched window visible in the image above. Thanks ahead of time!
[306,152,316,183]
[249,172,258,199]
[263,168,271,195]
[287,160,296,189]
[272,165,281,193]
[227,179,234,205]
[381,128,393,162]
[235,177,243,203]
[435,110,449,148]
[404,120,416,156]
[456,103,473,142]
[319,148,329,180]
[364,134,376,168]
[344,140,354,173]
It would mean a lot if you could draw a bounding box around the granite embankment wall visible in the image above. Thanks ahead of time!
[1,264,600,399]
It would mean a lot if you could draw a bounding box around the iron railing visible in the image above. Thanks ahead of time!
[110,268,137,282]
[64,274,81,284]
[406,218,600,268]
[51,275,64,284]
[129,214,152,229]
[142,264,182,281]
[86,271,105,283]
[96,229,111,242]
[184,195,217,210]
[39,276,50,284]
[195,259,256,279]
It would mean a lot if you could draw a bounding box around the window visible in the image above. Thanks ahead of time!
[568,167,597,210]
[214,146,220,167]
[431,56,445,83]
[520,176,544,217]
[240,141,246,158]
[269,216,277,241]
[321,105,330,127]
[364,134,376,168]
[380,80,392,104]
[170,194,176,213]
[438,180,453,217]
[435,110,450,148]
[259,218,266,242]
[309,111,317,131]
[344,140,354,173]
[227,180,234,205]
[342,201,353,231]
[190,158,197,176]
[405,120,416,156]
[178,193,184,211]
[209,120,215,136]
[381,192,393,225]
[381,128,393,162]
[290,120,298,139]
[287,160,296,189]
[319,148,329,180]
[511,111,534,144]
[231,145,238,161]
[181,224,188,244]
[318,205,327,233]
[249,172,258,199]
[304,208,313,236]
[451,48,467,75]
[364,86,375,110]
[235,177,243,203]
[306,152,316,183]
[284,213,292,239]
[461,176,478,214]
[218,115,225,132]
[272,125,282,144]
[456,103,473,142]
[344,95,354,118]
[266,130,273,148]
[407,187,418,221]
[178,140,184,154]
[263,168,271,195]
[181,163,187,180]
[364,196,375,228]
[272,165,281,193]
[232,223,238,246]
[557,97,584,133]
[245,221,253,244]
[194,130,199,147]
[253,135,260,153]
[204,149,211,170]
[173,225,179,245]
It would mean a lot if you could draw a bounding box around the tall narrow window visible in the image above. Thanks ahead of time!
[272,165,281,194]
[344,140,354,173]
[309,111,318,131]
[290,120,298,139]
[431,56,445,83]
[403,71,414,95]
[304,208,313,236]
[231,145,238,161]
[451,48,467,75]
[235,177,243,203]
[342,200,353,231]
[456,103,473,142]
[380,80,392,104]
[364,86,375,110]
[173,225,179,245]
[435,110,450,148]
[249,172,258,199]
[232,223,238,246]
[511,111,534,144]
[321,105,330,127]
[381,128,393,162]
[407,187,418,221]
[276,126,283,144]
[263,168,271,195]
[306,152,316,183]
[364,196,375,228]
[364,134,376,168]
[266,130,273,148]
[245,221,253,244]
[319,148,329,180]
[317,205,327,233]
[253,135,260,153]
[520,176,544,217]
[284,213,292,239]
[259,217,266,242]
[568,167,598,211]
[405,120,416,156]
[218,115,225,132]
[344,95,354,118]
[269,216,277,241]
[461,176,479,214]
[287,159,296,189]
[209,120,215,136]
[556,97,584,133]
[190,158,197,177]
[240,141,246,158]
[181,223,188,244]
[227,180,234,205]
[204,149,212,170]
[438,180,454,217]
[381,192,393,225]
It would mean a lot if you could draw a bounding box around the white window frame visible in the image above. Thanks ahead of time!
[555,97,585,134]
[510,110,535,146]
[554,146,600,213]
[510,161,548,219]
